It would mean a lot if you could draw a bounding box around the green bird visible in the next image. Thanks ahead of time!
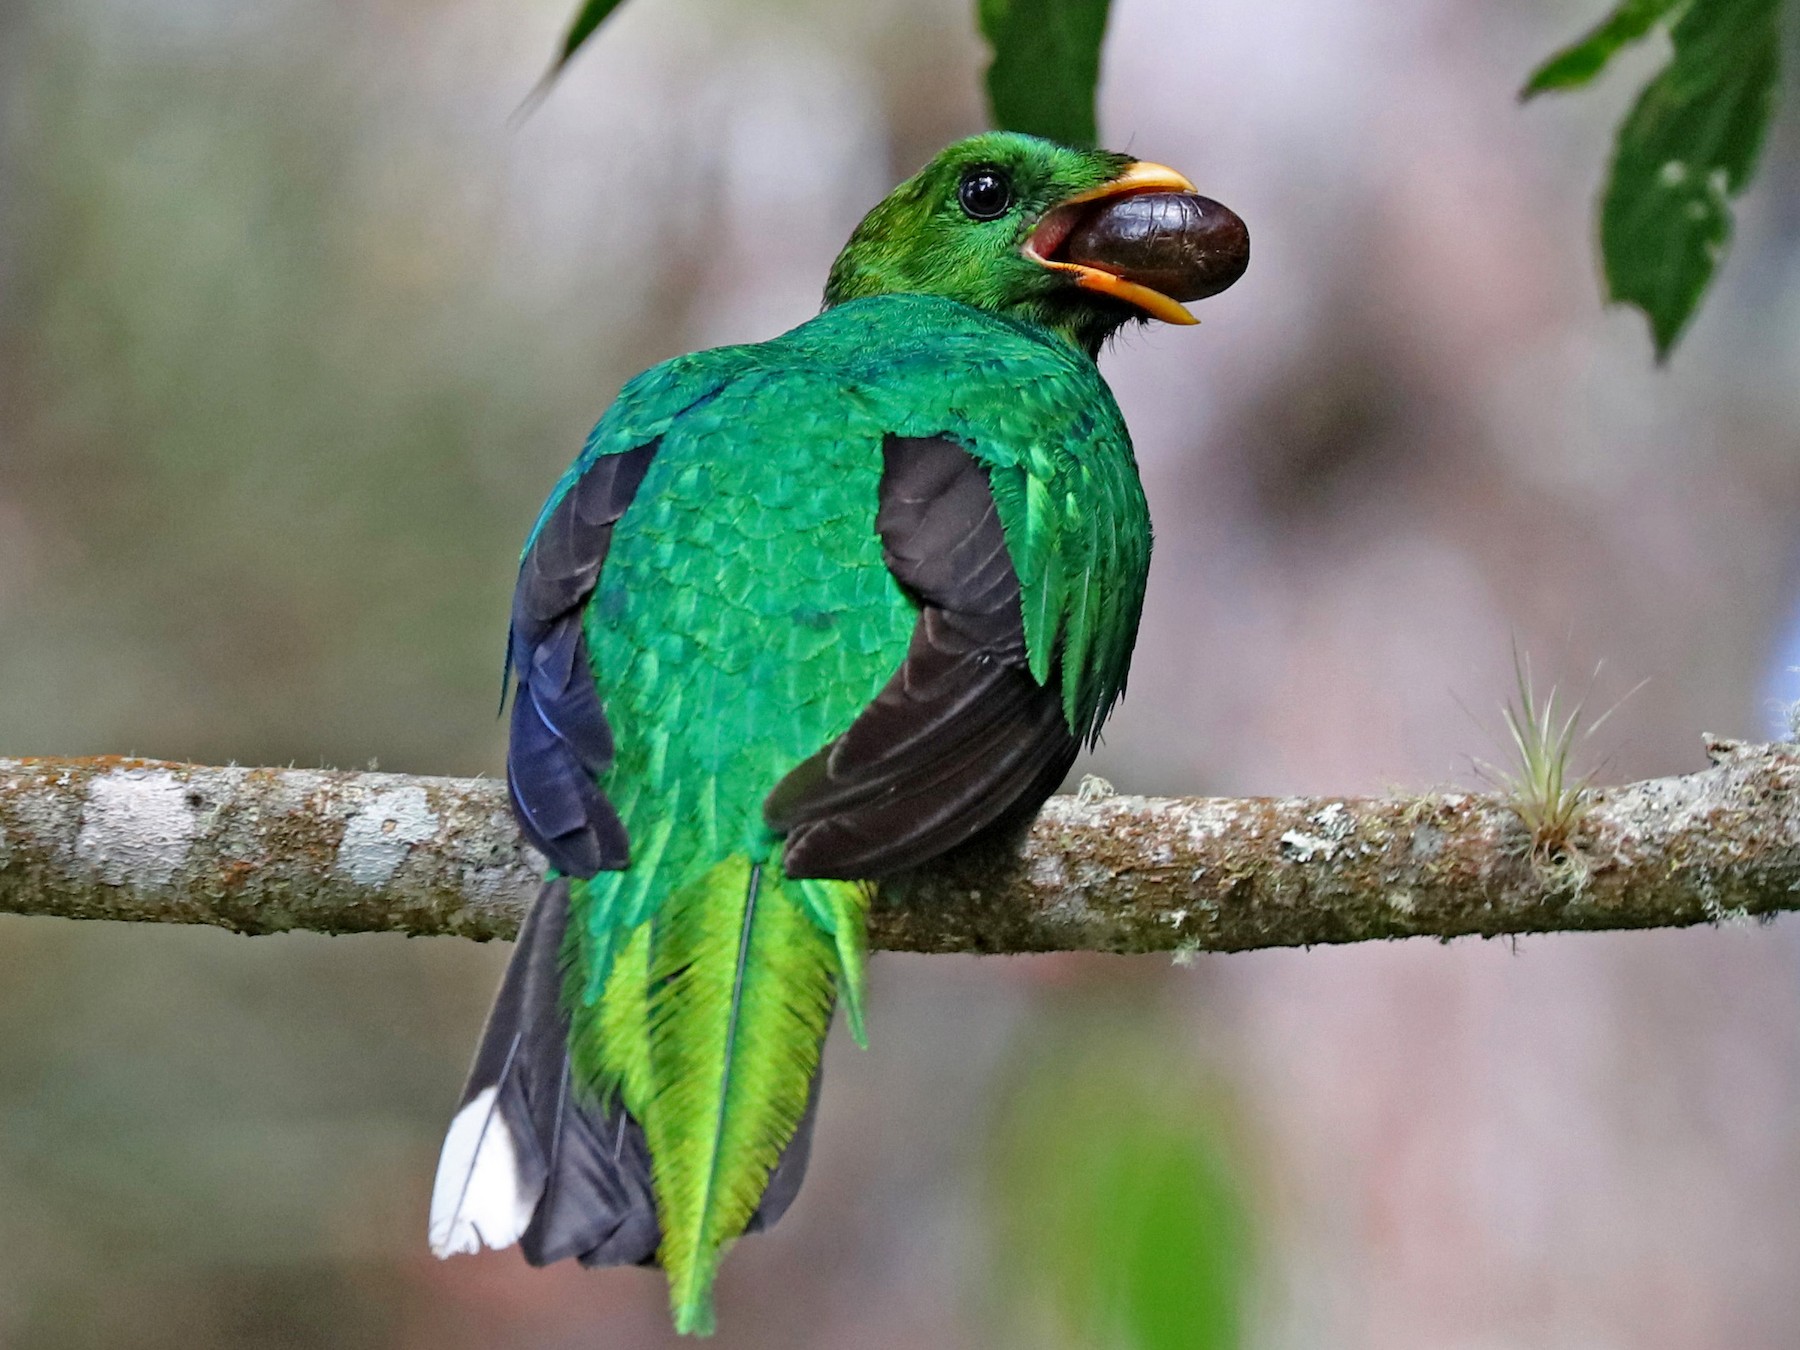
[428,131,1247,1334]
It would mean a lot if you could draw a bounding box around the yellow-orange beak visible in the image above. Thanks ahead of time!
[1059,160,1198,205]
[1024,161,1204,326]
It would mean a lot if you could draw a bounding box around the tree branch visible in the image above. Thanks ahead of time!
[2,740,1796,952]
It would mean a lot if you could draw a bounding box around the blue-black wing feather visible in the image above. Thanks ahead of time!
[505,442,657,877]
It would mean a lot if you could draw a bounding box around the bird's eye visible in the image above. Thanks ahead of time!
[957,167,1013,221]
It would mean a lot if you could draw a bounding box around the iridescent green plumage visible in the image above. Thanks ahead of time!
[431,132,1233,1337]
[556,292,1145,1330]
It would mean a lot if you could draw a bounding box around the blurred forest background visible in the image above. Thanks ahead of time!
[6,0,1800,1345]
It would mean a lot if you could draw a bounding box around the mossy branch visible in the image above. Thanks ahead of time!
[1,740,1795,953]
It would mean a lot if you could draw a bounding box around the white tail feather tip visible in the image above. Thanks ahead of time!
[428,1087,537,1258]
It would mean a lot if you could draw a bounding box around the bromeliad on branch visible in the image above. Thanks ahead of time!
[426,132,1249,1335]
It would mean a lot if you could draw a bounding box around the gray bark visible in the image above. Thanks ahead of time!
[1,739,1795,952]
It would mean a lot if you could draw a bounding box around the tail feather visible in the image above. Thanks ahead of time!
[431,876,830,1278]
[641,859,846,1335]
[430,878,657,1265]
[742,1065,822,1236]
[524,1055,661,1267]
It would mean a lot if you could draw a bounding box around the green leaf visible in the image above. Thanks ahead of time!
[986,1027,1254,1350]
[552,0,632,75]
[1522,0,1686,99]
[1600,0,1781,356]
[514,0,632,115]
[978,0,1112,147]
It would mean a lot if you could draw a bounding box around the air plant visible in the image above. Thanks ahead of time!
[1486,647,1634,862]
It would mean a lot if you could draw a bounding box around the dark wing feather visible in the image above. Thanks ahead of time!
[766,436,1079,878]
[506,442,657,878]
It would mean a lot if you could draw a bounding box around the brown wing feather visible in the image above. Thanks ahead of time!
[765,436,1078,879]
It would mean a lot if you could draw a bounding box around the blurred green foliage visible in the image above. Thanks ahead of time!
[985,1020,1255,1350]
[1522,0,1685,94]
[976,0,1110,147]
[1525,0,1785,357]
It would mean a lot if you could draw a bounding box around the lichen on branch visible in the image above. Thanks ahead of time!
[1,740,1796,953]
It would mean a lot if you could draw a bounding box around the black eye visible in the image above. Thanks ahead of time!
[957,166,1013,221]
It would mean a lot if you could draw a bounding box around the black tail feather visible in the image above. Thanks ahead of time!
[454,878,822,1269]
[460,878,658,1266]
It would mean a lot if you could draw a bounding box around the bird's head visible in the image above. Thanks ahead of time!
[824,132,1247,355]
